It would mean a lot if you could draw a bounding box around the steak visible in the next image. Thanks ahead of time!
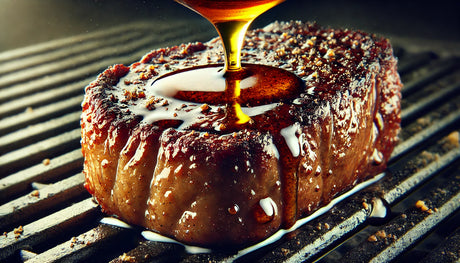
[80,21,402,247]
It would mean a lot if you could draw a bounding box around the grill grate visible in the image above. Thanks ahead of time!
[0,22,459,263]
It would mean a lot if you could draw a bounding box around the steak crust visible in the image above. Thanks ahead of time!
[81,21,402,247]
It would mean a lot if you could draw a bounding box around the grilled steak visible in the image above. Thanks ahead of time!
[81,21,402,247]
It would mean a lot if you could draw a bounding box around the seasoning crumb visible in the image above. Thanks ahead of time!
[362,202,369,210]
[119,253,136,262]
[326,49,335,59]
[324,223,330,230]
[281,248,290,256]
[446,131,459,148]
[26,107,34,113]
[30,190,40,198]
[376,230,387,239]
[42,158,51,166]
[2,232,7,237]
[401,213,407,219]
[415,200,429,212]
[200,103,210,112]
[14,226,23,239]
[368,235,378,242]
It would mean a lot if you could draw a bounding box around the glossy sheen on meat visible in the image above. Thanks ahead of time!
[81,21,402,247]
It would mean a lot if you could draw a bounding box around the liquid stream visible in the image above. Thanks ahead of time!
[175,0,285,71]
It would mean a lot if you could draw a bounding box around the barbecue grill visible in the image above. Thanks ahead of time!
[1,3,459,262]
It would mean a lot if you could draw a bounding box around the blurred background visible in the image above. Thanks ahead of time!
[0,0,459,56]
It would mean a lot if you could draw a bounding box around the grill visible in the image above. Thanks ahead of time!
[1,21,459,263]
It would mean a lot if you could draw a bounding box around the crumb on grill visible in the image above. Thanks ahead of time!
[30,190,40,197]
[42,158,50,166]
[375,230,387,239]
[415,200,431,213]
[367,235,378,242]
[14,226,23,239]
[200,103,210,112]
[445,131,459,148]
[119,253,136,262]
[281,248,290,256]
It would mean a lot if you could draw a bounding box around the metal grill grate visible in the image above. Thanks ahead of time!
[0,22,459,263]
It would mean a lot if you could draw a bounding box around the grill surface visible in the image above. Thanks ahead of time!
[0,21,459,263]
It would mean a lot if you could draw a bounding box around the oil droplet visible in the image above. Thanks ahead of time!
[315,166,322,176]
[228,204,239,215]
[305,164,313,175]
[371,149,384,165]
[315,185,320,192]
[369,197,391,220]
[253,197,277,224]
[101,159,109,168]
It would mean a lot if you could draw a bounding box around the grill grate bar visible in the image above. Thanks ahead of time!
[0,30,144,78]
[0,22,177,63]
[0,198,98,261]
[108,241,186,263]
[401,57,460,96]
[0,149,83,202]
[385,147,460,204]
[0,28,193,89]
[371,188,460,262]
[396,52,436,76]
[25,224,134,263]
[0,27,215,105]
[337,160,460,263]
[0,96,82,135]
[0,111,81,154]
[391,108,460,162]
[0,173,85,230]
[419,225,460,263]
[0,78,91,119]
[401,77,460,122]
[0,129,81,176]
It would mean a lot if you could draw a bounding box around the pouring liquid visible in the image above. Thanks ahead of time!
[152,0,305,230]
[155,0,303,129]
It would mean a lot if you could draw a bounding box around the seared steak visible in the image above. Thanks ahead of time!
[81,21,402,247]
